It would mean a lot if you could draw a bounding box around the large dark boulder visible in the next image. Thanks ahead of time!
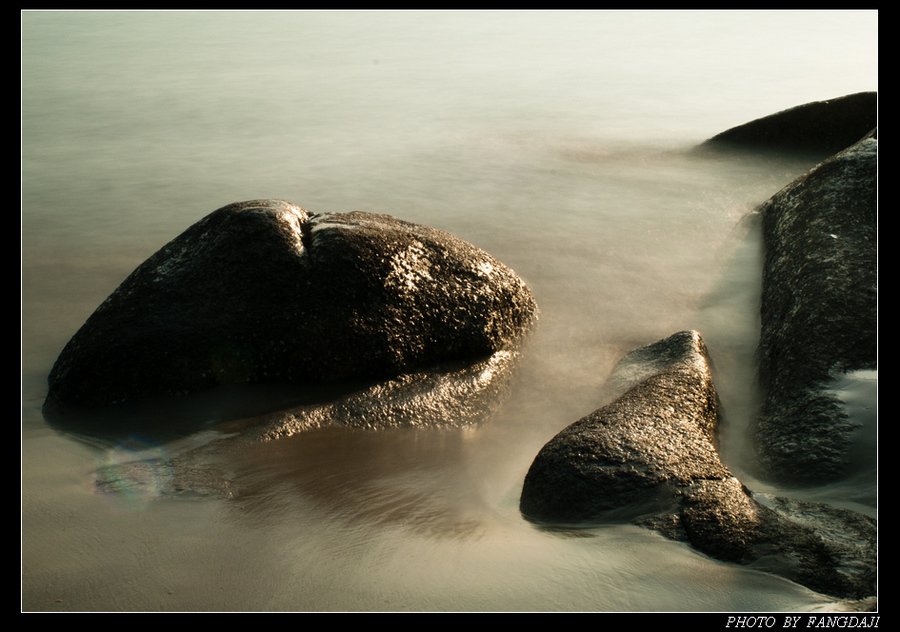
[519,331,876,601]
[753,133,877,484]
[44,200,538,420]
[697,92,877,159]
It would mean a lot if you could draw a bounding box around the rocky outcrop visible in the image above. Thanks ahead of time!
[520,331,724,525]
[753,134,877,484]
[519,331,876,601]
[697,92,877,159]
[44,200,538,423]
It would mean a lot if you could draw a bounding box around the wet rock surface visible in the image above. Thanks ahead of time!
[520,331,724,525]
[519,331,876,600]
[753,134,877,484]
[44,200,537,425]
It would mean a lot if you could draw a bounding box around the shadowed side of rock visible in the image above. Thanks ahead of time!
[224,347,523,442]
[696,92,877,159]
[753,134,877,484]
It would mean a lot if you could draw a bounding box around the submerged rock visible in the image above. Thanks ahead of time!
[44,200,538,425]
[753,134,877,484]
[697,92,877,158]
[227,346,522,442]
[519,331,876,600]
[86,348,522,505]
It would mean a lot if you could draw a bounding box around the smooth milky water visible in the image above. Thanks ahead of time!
[21,10,878,612]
